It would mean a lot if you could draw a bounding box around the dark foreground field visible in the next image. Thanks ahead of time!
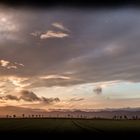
[0,118,140,137]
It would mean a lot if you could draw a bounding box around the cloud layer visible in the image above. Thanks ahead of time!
[0,7,140,89]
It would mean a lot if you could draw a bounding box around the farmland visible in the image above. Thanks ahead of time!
[0,118,140,137]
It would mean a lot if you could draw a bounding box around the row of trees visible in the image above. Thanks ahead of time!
[6,114,86,118]
[113,115,139,120]
[6,114,44,118]
[5,114,140,120]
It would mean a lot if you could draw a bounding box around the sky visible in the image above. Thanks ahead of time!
[0,4,140,112]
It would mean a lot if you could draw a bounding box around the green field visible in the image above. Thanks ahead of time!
[0,118,140,136]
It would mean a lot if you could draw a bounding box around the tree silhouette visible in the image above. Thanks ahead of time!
[22,114,25,118]
[13,114,16,118]
[124,115,128,119]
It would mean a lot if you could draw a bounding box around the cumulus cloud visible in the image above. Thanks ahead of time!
[93,87,102,95]
[40,30,69,39]
[0,90,60,104]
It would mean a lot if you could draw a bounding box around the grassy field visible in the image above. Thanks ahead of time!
[0,118,140,136]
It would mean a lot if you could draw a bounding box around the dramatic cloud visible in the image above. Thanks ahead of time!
[93,87,102,95]
[20,90,60,104]
[20,90,40,102]
[40,30,69,39]
[0,7,140,88]
[0,6,140,110]
[0,90,60,104]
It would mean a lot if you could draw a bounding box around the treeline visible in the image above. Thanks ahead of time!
[5,114,140,120]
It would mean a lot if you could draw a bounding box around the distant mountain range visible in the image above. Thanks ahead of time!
[0,106,140,118]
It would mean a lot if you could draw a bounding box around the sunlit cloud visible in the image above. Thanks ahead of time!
[52,22,69,32]
[0,59,24,69]
[0,76,30,96]
[40,30,69,39]
[8,76,30,90]
[40,75,71,80]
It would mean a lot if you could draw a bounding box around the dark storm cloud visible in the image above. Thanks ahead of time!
[1,7,140,87]
[0,90,60,104]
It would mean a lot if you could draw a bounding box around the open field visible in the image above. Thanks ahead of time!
[0,118,140,137]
